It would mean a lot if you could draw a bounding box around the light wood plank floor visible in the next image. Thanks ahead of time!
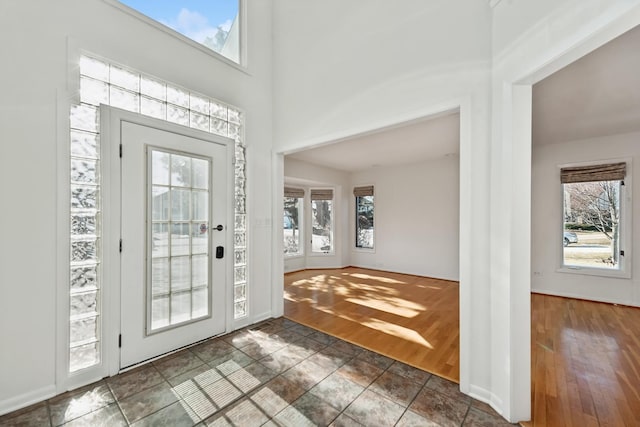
[285,268,640,426]
[284,267,460,382]
[527,294,640,427]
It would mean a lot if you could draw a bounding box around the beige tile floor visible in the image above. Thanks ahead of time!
[0,318,514,426]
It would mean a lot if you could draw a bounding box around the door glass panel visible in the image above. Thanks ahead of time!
[151,297,170,330]
[193,159,209,189]
[192,223,209,254]
[152,258,169,294]
[171,257,191,291]
[148,148,212,334]
[171,224,191,256]
[192,255,208,287]
[152,223,169,257]
[152,151,170,185]
[192,191,208,220]
[171,293,191,324]
[192,288,208,318]
[171,154,191,187]
[171,189,190,220]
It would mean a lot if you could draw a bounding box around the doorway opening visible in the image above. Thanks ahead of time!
[279,110,462,382]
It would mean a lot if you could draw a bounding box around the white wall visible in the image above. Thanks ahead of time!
[492,0,574,58]
[532,132,640,306]
[273,0,494,417]
[284,156,459,281]
[284,158,350,272]
[491,0,640,421]
[350,158,459,281]
[2,0,638,421]
[0,0,272,413]
[272,0,492,151]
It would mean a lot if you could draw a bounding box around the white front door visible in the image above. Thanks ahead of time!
[119,120,229,369]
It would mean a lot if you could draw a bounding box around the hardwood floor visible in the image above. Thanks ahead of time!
[528,294,640,427]
[284,267,460,382]
[285,268,640,426]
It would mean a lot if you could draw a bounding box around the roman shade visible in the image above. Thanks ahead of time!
[560,162,626,184]
[310,189,333,200]
[284,187,305,198]
[353,185,374,197]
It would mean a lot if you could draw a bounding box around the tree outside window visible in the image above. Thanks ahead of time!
[563,180,622,269]
[356,195,374,249]
[284,196,302,256]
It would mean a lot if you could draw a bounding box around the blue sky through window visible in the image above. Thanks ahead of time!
[119,0,239,57]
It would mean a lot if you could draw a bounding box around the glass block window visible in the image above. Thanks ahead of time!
[70,55,248,372]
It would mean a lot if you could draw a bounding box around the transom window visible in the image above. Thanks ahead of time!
[561,162,629,275]
[117,0,241,64]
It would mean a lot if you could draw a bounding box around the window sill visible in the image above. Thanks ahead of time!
[309,252,335,257]
[284,254,304,259]
[557,266,631,279]
[353,247,375,254]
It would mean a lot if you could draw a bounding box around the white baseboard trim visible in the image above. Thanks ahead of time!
[0,384,56,416]
[348,264,459,282]
[531,288,640,308]
[468,384,505,417]
[252,311,273,324]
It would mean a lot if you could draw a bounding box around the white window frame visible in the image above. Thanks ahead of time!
[283,193,304,258]
[354,190,375,253]
[309,189,335,256]
[557,159,632,279]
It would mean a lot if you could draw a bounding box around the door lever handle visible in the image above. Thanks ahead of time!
[214,224,224,231]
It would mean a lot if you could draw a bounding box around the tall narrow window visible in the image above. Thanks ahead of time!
[284,187,304,256]
[354,186,374,249]
[310,189,333,253]
[561,162,627,272]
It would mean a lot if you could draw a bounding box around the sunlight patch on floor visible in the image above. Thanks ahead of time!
[345,297,425,318]
[361,318,434,349]
[346,272,407,284]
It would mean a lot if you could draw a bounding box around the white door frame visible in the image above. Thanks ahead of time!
[100,106,235,377]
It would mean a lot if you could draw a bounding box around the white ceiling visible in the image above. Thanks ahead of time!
[287,24,640,172]
[533,24,640,145]
[287,112,460,172]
